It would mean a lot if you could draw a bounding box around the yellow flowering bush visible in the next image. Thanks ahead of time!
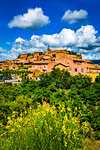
[0,103,83,150]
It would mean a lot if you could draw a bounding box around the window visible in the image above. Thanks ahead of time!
[81,68,83,72]
[52,54,56,58]
[43,66,46,71]
[97,71,99,73]
[74,68,77,72]
[51,59,55,61]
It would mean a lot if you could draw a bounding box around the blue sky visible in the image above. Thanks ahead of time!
[0,0,100,60]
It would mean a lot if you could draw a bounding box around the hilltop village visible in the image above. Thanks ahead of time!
[0,48,100,82]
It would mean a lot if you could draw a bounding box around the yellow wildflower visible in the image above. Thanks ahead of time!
[18,117,23,123]
[35,128,38,132]
[10,129,14,133]
[29,106,32,110]
[61,106,65,112]
[16,124,21,128]
[20,112,23,117]
[14,122,17,126]
[12,111,16,114]
[25,111,27,114]
[69,112,72,118]
[12,114,15,118]
[8,120,13,125]
[0,134,4,137]
[49,127,52,131]
[75,107,77,111]
[7,116,11,120]
[5,125,10,129]
[62,125,67,135]
[67,106,71,111]
[0,123,3,127]
[64,141,67,147]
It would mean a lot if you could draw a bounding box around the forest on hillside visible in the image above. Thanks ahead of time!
[0,68,100,150]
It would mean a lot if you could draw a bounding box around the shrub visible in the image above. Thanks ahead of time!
[0,103,83,150]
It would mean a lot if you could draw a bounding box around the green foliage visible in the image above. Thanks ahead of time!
[0,69,30,80]
[0,68,100,149]
[95,74,100,83]
[68,50,78,55]
[0,104,83,150]
[39,68,71,89]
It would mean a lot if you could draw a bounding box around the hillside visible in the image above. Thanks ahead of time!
[0,69,100,150]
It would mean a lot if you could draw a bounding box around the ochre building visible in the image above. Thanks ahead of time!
[0,48,100,82]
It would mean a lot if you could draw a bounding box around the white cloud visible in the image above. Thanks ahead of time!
[8,8,50,30]
[15,37,25,43]
[82,53,100,60]
[0,52,17,60]
[6,42,11,45]
[0,47,6,52]
[42,28,76,47]
[62,9,88,24]
[1,25,100,61]
[76,25,97,48]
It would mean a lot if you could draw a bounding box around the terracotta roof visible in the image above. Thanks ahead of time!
[86,60,92,62]
[19,54,28,56]
[73,58,85,62]
[54,63,69,67]
[43,56,51,59]
[37,55,44,60]
[27,56,34,58]
[50,49,68,53]
[86,60,92,63]
[23,60,30,64]
[32,61,51,64]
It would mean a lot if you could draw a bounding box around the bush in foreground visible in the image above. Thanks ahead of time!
[0,103,83,150]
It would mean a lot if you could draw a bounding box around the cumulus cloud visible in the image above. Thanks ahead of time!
[76,25,97,48]
[1,25,100,61]
[62,9,88,24]
[42,28,76,47]
[8,8,50,30]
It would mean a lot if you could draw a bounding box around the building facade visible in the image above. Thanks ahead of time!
[0,48,100,82]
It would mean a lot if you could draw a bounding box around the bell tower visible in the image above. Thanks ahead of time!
[46,45,51,53]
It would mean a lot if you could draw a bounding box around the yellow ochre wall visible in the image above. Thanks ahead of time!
[87,73,99,82]
[17,75,22,81]
[55,64,69,71]
[28,70,41,80]
[28,68,35,72]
